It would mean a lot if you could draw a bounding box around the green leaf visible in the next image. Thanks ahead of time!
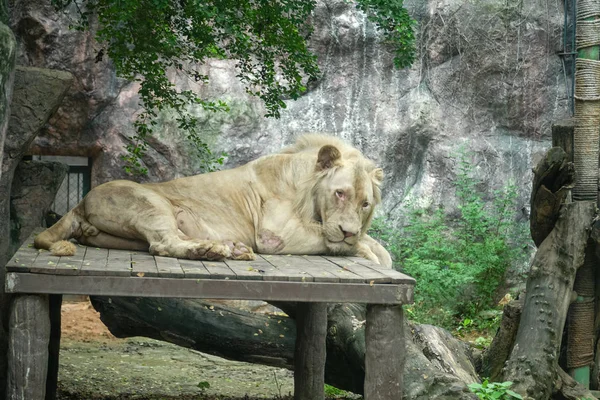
[197,381,210,390]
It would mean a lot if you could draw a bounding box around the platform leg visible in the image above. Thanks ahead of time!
[6,294,50,400]
[45,294,62,400]
[365,304,405,400]
[294,302,327,400]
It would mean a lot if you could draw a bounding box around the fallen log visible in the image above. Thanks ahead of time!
[91,296,479,399]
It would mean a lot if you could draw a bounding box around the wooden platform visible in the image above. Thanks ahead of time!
[4,233,415,400]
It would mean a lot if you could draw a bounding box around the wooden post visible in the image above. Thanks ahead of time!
[294,302,327,400]
[6,295,50,400]
[45,294,62,400]
[364,304,405,400]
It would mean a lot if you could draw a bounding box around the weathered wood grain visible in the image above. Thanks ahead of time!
[344,256,414,284]
[364,304,405,400]
[323,256,391,283]
[80,247,108,275]
[105,249,132,276]
[259,255,314,282]
[5,273,414,304]
[7,295,51,400]
[54,247,87,275]
[155,256,184,278]
[294,302,327,400]
[224,260,265,280]
[130,253,159,277]
[202,261,236,279]
[178,260,211,279]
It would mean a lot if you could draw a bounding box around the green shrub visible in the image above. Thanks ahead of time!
[468,380,523,399]
[370,150,529,329]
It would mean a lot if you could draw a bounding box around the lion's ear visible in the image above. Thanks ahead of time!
[371,168,384,186]
[316,145,342,170]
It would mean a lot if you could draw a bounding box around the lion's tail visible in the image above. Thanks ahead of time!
[34,209,79,256]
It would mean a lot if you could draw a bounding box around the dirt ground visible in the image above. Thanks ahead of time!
[58,300,359,400]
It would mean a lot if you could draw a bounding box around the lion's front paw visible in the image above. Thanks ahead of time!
[225,241,256,261]
[187,241,232,261]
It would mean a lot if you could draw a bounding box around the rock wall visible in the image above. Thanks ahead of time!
[10,160,68,255]
[8,0,567,224]
[0,2,15,395]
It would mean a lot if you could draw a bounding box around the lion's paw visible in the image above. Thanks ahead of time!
[81,221,99,237]
[187,241,232,261]
[227,241,256,261]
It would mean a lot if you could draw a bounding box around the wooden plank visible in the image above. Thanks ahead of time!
[365,304,405,400]
[344,256,415,284]
[5,246,41,272]
[28,250,60,274]
[54,247,87,275]
[239,256,293,282]
[323,256,391,283]
[224,260,266,280]
[178,259,211,279]
[131,252,159,277]
[264,255,349,283]
[5,273,415,304]
[155,256,184,278]
[259,255,313,282]
[7,294,50,400]
[294,302,327,400]
[300,256,364,283]
[80,247,109,276]
[202,261,237,280]
[105,249,133,277]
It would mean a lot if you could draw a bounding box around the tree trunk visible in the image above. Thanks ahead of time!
[480,299,523,382]
[91,296,479,399]
[503,201,596,399]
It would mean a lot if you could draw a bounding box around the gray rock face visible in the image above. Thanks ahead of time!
[9,1,563,226]
[0,66,73,267]
[0,18,15,180]
[10,160,68,255]
[0,11,15,398]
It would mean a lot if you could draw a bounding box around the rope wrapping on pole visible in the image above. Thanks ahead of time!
[578,0,600,20]
[567,248,595,369]
[573,59,600,201]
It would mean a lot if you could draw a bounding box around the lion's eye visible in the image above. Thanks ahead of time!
[335,190,345,200]
[362,201,370,208]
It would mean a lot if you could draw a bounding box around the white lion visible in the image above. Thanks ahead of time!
[35,134,391,267]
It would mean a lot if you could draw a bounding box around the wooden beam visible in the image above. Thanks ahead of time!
[364,304,405,400]
[45,295,62,400]
[294,302,327,400]
[5,273,414,305]
[6,295,50,400]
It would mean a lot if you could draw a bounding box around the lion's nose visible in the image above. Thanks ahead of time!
[339,226,356,238]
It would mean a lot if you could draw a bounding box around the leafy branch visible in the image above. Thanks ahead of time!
[53,0,415,174]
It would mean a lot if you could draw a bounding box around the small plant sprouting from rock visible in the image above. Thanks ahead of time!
[197,381,210,391]
[468,380,523,400]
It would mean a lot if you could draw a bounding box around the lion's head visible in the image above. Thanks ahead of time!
[286,135,383,254]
